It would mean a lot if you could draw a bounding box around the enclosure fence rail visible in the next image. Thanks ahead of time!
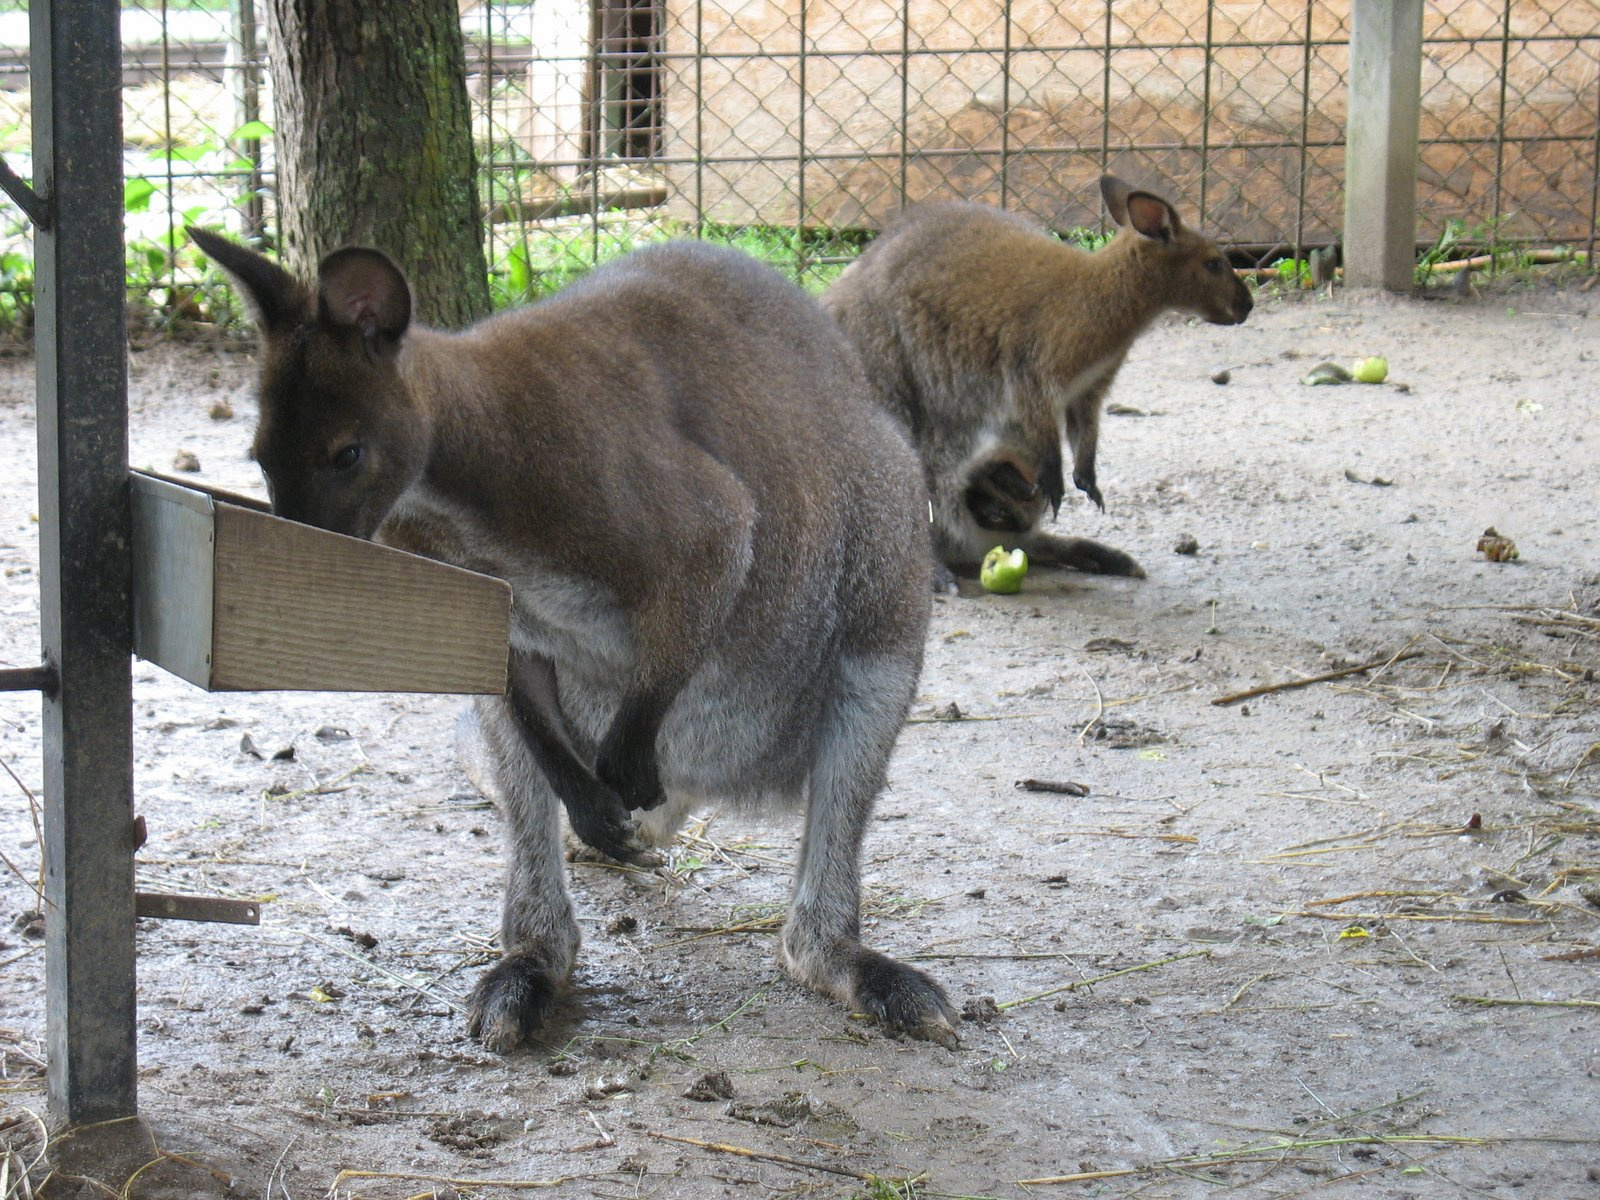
[0,1,1596,320]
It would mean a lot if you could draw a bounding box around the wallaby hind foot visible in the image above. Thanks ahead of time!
[779,928,959,1047]
[847,945,960,1048]
[466,949,567,1053]
[1022,529,1146,578]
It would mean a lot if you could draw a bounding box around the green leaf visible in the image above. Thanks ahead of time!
[123,176,157,214]
[506,241,531,300]
[167,142,220,164]
[1243,913,1285,927]
[229,119,274,142]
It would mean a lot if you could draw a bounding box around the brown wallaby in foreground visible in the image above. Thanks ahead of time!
[823,175,1253,585]
[189,228,956,1050]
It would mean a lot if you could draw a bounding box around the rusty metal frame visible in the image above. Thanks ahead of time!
[26,0,138,1126]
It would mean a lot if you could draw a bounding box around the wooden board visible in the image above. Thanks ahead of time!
[131,471,510,694]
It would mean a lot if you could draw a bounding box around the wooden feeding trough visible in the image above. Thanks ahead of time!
[130,470,511,695]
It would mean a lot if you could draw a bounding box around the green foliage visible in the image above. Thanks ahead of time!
[1416,217,1470,282]
[488,222,656,307]
[485,219,870,308]
[857,1178,922,1200]
[1058,223,1113,252]
[0,239,35,334]
[1270,255,1313,289]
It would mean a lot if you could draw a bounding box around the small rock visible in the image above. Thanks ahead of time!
[1084,637,1136,653]
[726,1092,811,1128]
[172,448,201,472]
[1174,533,1200,555]
[961,996,1002,1024]
[12,909,44,939]
[684,1070,735,1102]
[1210,368,1232,385]
[585,1075,632,1100]
[313,725,352,741]
[208,398,234,420]
[606,914,638,935]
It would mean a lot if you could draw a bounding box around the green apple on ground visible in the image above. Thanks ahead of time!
[1352,355,1389,383]
[980,545,1029,593]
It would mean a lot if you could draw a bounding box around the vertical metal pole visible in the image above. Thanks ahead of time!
[31,0,138,1124]
[1489,0,1511,274]
[1198,0,1214,225]
[999,0,1012,208]
[898,0,909,207]
[234,0,266,241]
[1295,0,1315,260]
[693,0,703,233]
[795,0,806,279]
[1099,0,1111,177]
[1590,50,1599,267]
[1343,0,1423,290]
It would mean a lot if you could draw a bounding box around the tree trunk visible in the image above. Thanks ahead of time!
[264,0,490,327]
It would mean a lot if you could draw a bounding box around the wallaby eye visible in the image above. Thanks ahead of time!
[332,443,363,472]
[1204,257,1226,274]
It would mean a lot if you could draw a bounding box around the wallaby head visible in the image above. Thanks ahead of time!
[188,227,429,539]
[1099,175,1253,326]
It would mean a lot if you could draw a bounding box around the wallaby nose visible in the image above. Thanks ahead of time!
[1231,284,1254,324]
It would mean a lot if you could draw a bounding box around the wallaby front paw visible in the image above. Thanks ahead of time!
[595,739,666,812]
[466,951,563,1052]
[565,791,658,866]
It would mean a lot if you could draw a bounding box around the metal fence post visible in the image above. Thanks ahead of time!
[1343,0,1424,290]
[31,0,139,1124]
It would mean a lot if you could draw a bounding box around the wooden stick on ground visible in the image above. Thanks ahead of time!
[1211,649,1425,707]
[646,1131,877,1181]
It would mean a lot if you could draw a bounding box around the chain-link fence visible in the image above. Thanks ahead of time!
[0,0,1596,327]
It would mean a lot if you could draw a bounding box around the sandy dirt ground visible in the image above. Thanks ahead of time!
[0,279,1597,1198]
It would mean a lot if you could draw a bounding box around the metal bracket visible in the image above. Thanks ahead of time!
[0,154,51,230]
[0,664,59,695]
[134,892,261,925]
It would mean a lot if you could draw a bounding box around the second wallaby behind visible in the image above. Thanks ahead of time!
[823,175,1253,584]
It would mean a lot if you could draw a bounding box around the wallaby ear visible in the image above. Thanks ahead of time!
[1099,178,1180,243]
[1099,175,1133,227]
[1124,193,1179,243]
[317,247,412,354]
[187,225,308,332]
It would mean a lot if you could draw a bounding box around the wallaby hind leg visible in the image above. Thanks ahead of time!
[464,694,583,1052]
[1021,528,1146,578]
[780,655,958,1046]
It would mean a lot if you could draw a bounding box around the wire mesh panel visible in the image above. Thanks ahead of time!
[1420,1,1600,260]
[0,0,1595,326]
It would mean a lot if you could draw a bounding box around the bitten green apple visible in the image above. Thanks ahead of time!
[980,545,1029,593]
